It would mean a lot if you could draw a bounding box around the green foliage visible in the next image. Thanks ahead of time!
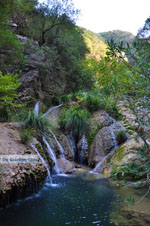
[111,162,145,180]
[0,4,24,65]
[60,94,72,103]
[125,195,135,205]
[0,72,20,103]
[82,93,101,113]
[9,0,38,36]
[0,72,21,121]
[23,110,52,135]
[116,130,127,145]
[72,91,121,119]
[0,0,95,97]
[0,106,10,122]
[35,28,92,95]
[110,145,150,183]
[9,107,30,122]
[82,28,107,60]
[101,95,121,119]
[51,96,61,105]
[107,37,150,153]
[20,128,33,145]
[137,16,150,39]
[59,105,90,139]
[107,39,150,88]
[28,0,79,46]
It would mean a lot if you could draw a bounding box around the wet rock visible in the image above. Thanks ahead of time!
[88,126,115,167]
[49,132,74,161]
[88,110,128,168]
[89,110,113,130]
[57,158,75,174]
[0,123,47,206]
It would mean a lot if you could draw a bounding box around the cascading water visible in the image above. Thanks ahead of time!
[34,101,40,116]
[69,131,76,161]
[42,136,61,174]
[31,144,51,182]
[91,152,113,174]
[69,132,88,164]
[50,131,65,158]
[34,101,63,174]
[42,104,63,117]
[77,134,88,164]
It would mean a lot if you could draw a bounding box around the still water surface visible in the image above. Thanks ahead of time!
[0,174,118,226]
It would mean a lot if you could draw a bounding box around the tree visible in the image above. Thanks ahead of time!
[0,1,24,72]
[0,72,20,121]
[30,0,79,46]
[137,16,150,39]
[9,0,38,36]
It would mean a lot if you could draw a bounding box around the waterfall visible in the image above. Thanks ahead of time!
[69,131,76,160]
[34,101,40,116]
[50,131,65,158]
[77,134,88,164]
[31,144,51,180]
[42,136,61,174]
[42,104,63,118]
[91,153,111,174]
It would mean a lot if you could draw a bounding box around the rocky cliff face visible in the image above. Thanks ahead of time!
[0,122,47,206]
[0,35,65,103]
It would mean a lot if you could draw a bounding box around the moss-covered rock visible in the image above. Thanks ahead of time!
[109,137,144,173]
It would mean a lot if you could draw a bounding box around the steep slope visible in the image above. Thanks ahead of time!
[81,28,107,60]
[100,30,135,46]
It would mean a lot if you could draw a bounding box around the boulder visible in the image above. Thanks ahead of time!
[88,110,127,167]
[110,137,144,170]
[57,158,75,174]
[88,126,116,167]
[89,110,113,130]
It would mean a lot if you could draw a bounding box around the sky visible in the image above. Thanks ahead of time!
[39,0,150,35]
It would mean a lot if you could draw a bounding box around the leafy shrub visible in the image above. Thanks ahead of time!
[83,93,101,113]
[116,130,127,145]
[59,105,90,139]
[110,162,145,180]
[51,96,61,105]
[23,110,52,135]
[9,108,29,122]
[43,97,51,107]
[74,91,121,118]
[110,145,150,184]
[20,129,33,145]
[99,95,121,119]
[0,106,9,122]
[60,94,72,103]
[0,72,21,121]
